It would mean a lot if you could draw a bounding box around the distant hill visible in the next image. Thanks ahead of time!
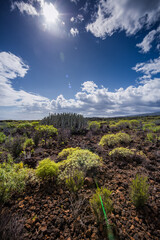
[139,112,160,116]
[87,111,160,121]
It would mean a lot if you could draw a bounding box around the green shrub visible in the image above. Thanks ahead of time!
[6,122,17,128]
[17,122,33,130]
[130,120,140,128]
[31,121,39,127]
[23,138,34,150]
[109,124,118,131]
[35,125,58,146]
[146,133,157,142]
[65,171,84,192]
[0,161,29,202]
[130,174,149,208]
[58,147,80,160]
[88,121,101,132]
[59,149,101,181]
[116,120,131,129]
[90,187,113,222]
[36,158,59,180]
[109,147,133,158]
[0,132,6,143]
[143,122,160,133]
[109,147,145,163]
[99,132,131,147]
[5,137,24,158]
[142,123,155,131]
[152,126,160,133]
[33,132,40,147]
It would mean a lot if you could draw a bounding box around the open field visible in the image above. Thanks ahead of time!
[0,114,160,240]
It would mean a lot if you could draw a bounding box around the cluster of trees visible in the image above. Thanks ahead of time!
[41,113,87,131]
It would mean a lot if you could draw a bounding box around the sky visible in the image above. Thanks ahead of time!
[0,0,160,120]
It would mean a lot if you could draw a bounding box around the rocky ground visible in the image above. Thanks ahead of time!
[0,129,160,240]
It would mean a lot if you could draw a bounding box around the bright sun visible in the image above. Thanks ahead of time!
[43,3,59,24]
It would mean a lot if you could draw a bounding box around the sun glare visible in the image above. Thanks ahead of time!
[43,3,59,24]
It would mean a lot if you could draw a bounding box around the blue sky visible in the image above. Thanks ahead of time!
[0,0,160,120]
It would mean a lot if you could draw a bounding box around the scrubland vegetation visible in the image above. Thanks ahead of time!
[0,113,159,240]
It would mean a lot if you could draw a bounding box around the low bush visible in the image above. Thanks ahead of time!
[58,149,101,181]
[110,119,140,130]
[130,174,149,208]
[88,121,101,132]
[35,125,58,147]
[36,158,59,180]
[16,122,33,136]
[65,171,84,192]
[146,133,158,142]
[0,132,6,144]
[109,147,145,163]
[23,138,34,150]
[17,122,33,130]
[90,187,113,222]
[130,120,140,128]
[142,123,155,131]
[0,161,29,202]
[152,126,160,133]
[99,132,131,147]
[5,136,25,158]
[33,132,40,147]
[58,147,80,160]
[116,120,131,129]
[31,121,39,127]
[109,124,118,131]
[109,147,134,159]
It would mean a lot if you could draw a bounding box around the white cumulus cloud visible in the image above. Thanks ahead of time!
[49,78,160,117]
[86,0,160,39]
[81,81,98,93]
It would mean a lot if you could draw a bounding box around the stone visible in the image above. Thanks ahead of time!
[86,228,92,238]
[130,225,134,230]
[84,177,94,187]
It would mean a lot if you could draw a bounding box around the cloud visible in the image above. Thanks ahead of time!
[81,81,98,93]
[136,30,157,53]
[80,1,89,14]
[70,0,79,4]
[70,14,84,23]
[86,0,160,39]
[133,56,160,78]
[70,17,74,22]
[0,52,50,110]
[1,53,160,119]
[49,57,160,116]
[76,14,84,22]
[157,44,160,50]
[49,78,160,117]
[0,52,29,79]
[11,1,39,16]
[70,28,79,37]
[136,26,160,53]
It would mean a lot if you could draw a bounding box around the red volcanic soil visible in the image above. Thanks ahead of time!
[0,129,160,240]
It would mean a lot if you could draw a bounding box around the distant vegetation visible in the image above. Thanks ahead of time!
[41,113,87,132]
